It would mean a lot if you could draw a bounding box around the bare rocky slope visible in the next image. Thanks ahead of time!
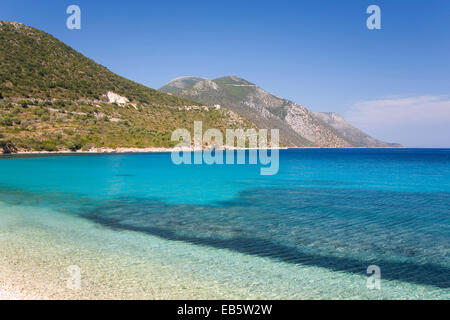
[161,76,353,147]
[313,112,402,148]
[161,76,401,148]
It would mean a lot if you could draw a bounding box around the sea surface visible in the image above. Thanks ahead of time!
[0,149,449,299]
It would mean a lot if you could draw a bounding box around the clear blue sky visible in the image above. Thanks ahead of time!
[1,0,449,147]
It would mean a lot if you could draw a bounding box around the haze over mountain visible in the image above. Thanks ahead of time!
[313,112,402,148]
[0,22,255,152]
[161,76,400,148]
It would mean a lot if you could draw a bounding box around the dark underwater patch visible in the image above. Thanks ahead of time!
[79,187,450,288]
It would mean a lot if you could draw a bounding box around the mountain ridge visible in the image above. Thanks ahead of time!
[160,76,402,148]
[163,76,317,147]
[313,112,402,148]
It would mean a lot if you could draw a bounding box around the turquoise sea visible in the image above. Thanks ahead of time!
[0,149,449,299]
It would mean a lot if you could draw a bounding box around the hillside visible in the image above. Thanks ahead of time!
[0,21,194,106]
[161,76,354,147]
[0,22,256,152]
[313,112,402,148]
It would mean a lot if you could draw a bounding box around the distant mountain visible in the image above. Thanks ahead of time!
[160,76,207,94]
[313,112,402,148]
[0,22,256,152]
[161,76,402,148]
[161,76,354,147]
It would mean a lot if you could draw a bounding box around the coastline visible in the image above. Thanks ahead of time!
[1,146,290,155]
[0,146,409,156]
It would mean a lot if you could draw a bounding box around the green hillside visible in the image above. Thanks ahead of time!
[0,22,256,152]
[0,21,192,106]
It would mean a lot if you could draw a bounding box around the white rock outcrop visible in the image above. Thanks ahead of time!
[105,91,129,106]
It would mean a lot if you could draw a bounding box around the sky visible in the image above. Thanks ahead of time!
[0,0,449,147]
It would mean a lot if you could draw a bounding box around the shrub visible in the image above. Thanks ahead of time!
[0,116,13,126]
[41,140,59,152]
[0,140,17,153]
[66,135,84,151]
[17,100,29,108]
[55,100,66,107]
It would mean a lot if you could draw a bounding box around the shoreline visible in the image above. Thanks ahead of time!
[1,146,290,155]
[0,146,411,156]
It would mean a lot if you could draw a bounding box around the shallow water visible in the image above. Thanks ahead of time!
[0,149,449,299]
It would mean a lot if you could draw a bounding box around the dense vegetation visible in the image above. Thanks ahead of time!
[0,21,195,106]
[0,99,254,152]
[0,22,256,152]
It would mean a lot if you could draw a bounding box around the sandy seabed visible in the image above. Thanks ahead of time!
[0,202,251,300]
[0,200,447,300]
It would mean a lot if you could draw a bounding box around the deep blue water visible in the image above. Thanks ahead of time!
[0,149,449,295]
